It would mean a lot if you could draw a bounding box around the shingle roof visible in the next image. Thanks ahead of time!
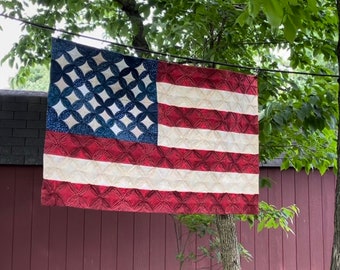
[0,90,47,165]
[0,89,281,167]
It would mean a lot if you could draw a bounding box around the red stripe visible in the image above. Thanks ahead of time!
[157,61,258,95]
[41,179,259,214]
[158,103,258,134]
[44,131,259,174]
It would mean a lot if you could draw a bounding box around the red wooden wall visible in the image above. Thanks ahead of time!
[0,165,336,270]
[239,168,335,270]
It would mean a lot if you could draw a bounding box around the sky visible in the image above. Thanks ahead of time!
[0,14,108,90]
[0,11,292,90]
[0,16,21,89]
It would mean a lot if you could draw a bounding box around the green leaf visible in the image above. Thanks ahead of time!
[249,0,262,18]
[288,0,298,5]
[235,10,250,26]
[262,0,283,28]
[283,15,298,42]
[257,218,267,232]
[260,177,272,188]
[307,0,318,13]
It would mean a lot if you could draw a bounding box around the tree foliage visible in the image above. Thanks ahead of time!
[1,0,337,172]
[10,64,49,91]
[173,201,299,266]
[1,0,338,268]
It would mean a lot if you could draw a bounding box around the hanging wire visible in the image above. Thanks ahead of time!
[0,13,337,156]
[0,13,339,79]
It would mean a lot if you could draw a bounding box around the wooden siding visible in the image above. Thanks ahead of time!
[240,168,336,270]
[0,166,335,270]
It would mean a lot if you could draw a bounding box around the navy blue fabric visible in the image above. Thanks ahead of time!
[47,38,158,144]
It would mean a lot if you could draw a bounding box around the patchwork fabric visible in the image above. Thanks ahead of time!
[42,38,259,214]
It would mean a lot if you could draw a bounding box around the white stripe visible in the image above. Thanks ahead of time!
[158,125,258,154]
[157,82,258,115]
[44,154,259,194]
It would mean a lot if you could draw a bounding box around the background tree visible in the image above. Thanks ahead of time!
[1,0,338,269]
[10,64,49,91]
[332,1,340,268]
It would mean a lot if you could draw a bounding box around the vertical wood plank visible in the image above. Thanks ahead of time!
[295,171,311,270]
[322,169,336,270]
[281,169,297,270]
[196,231,213,270]
[267,168,283,270]
[210,229,221,270]
[179,224,197,270]
[150,214,166,270]
[0,166,335,270]
[49,206,68,270]
[165,215,180,270]
[84,210,102,270]
[255,168,270,270]
[31,167,50,270]
[12,166,34,270]
[133,213,150,270]
[240,221,255,270]
[309,171,324,269]
[0,166,15,270]
[66,207,85,270]
[101,211,118,270]
[116,212,134,270]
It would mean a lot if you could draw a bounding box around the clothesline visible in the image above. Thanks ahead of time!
[0,13,339,78]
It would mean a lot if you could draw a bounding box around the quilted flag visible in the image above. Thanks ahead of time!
[41,38,259,214]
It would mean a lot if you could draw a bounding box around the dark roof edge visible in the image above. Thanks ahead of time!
[0,89,47,97]
[0,89,283,167]
[0,89,47,165]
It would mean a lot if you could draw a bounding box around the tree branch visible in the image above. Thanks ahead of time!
[331,0,340,269]
[114,0,149,52]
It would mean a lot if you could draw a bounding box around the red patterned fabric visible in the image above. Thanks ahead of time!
[157,62,257,95]
[42,39,259,214]
[42,180,258,214]
[158,104,258,134]
[44,131,259,174]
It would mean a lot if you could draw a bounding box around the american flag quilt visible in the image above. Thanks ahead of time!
[41,38,259,214]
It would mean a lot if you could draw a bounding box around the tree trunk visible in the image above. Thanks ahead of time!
[331,1,340,269]
[216,215,241,270]
[114,0,149,52]
[116,3,242,268]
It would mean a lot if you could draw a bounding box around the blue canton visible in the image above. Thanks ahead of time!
[47,38,158,144]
